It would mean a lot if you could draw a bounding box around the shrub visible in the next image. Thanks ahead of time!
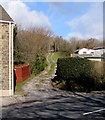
[56,57,95,92]
[14,60,25,65]
[32,56,47,75]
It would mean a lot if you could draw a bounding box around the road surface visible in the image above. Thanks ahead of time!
[2,91,105,120]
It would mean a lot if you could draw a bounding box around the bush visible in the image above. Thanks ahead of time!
[32,56,47,75]
[56,57,95,92]
[14,60,25,65]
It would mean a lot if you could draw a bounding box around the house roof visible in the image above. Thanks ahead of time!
[93,46,105,50]
[0,5,13,22]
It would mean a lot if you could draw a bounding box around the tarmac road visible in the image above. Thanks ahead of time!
[2,91,105,120]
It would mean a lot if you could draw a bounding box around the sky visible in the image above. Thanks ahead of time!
[0,0,103,40]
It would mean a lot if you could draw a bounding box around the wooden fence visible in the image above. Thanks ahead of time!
[14,64,30,83]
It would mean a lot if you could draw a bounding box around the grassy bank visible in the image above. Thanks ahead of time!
[52,52,70,62]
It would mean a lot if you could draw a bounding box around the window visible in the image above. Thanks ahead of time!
[91,52,94,54]
[83,52,86,54]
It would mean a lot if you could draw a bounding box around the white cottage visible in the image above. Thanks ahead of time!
[73,47,105,61]
[78,48,94,55]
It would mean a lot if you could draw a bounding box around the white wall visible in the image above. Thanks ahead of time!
[88,58,101,61]
[78,48,88,54]
[94,49,104,57]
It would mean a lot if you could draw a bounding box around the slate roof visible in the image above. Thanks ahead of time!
[0,5,13,22]
[93,46,105,50]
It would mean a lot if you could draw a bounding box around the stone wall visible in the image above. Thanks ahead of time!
[0,22,9,91]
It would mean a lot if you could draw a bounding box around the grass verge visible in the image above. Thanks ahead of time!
[15,74,35,94]
[47,63,55,75]
[47,53,52,62]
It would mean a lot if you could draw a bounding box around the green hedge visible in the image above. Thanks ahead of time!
[32,56,47,75]
[56,57,95,92]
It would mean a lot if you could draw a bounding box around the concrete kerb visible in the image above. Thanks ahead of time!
[1,95,43,108]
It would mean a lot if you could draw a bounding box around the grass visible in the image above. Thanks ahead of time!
[52,52,70,62]
[46,52,56,75]
[46,52,69,75]
[47,63,55,75]
[47,52,52,63]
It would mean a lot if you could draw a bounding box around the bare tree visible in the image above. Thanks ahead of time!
[69,37,103,53]
[14,26,54,69]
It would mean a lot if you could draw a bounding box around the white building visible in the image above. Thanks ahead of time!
[93,47,105,57]
[78,48,94,55]
[73,47,105,61]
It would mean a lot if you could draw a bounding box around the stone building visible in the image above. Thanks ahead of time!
[0,5,14,96]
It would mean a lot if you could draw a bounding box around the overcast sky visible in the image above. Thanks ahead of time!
[0,0,103,40]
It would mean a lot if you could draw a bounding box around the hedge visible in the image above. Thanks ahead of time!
[56,57,95,92]
[32,56,47,75]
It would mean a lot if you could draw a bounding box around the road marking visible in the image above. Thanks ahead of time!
[83,108,105,115]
